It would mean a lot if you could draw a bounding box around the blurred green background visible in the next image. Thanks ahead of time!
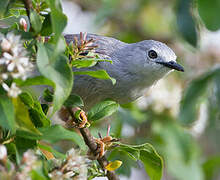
[62,0,220,179]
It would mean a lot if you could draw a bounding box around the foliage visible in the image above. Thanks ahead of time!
[0,0,220,180]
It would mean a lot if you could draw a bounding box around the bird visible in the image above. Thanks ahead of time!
[64,33,184,110]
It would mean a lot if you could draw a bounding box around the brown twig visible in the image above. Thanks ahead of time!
[22,0,33,18]
[66,107,119,180]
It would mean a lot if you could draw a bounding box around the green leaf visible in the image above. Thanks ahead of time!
[64,94,84,107]
[74,70,116,85]
[15,136,37,156]
[19,92,51,128]
[16,125,85,150]
[40,13,52,36]
[0,0,10,18]
[14,76,54,87]
[47,0,67,42]
[72,59,112,68]
[0,95,15,132]
[176,0,197,46]
[72,59,98,68]
[198,0,220,31]
[31,170,47,180]
[202,156,220,180]
[87,100,119,121]
[43,88,53,102]
[19,92,34,108]
[179,66,220,126]
[5,143,20,165]
[152,121,204,180]
[13,97,41,134]
[30,9,42,33]
[37,143,66,159]
[116,143,163,180]
[29,103,51,128]
[37,43,73,113]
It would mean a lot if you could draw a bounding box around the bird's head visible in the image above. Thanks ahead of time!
[120,40,184,85]
[142,40,184,71]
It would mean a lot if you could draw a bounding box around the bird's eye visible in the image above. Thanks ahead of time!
[148,50,157,59]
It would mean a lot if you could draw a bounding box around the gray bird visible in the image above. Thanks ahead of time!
[64,34,184,110]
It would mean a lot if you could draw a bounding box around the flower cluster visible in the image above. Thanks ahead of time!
[49,148,90,180]
[15,150,38,180]
[0,32,33,97]
[0,146,39,180]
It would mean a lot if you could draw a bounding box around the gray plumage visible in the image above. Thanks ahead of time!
[64,34,184,110]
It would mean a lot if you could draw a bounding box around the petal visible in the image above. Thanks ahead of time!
[2,83,9,91]
[17,64,25,73]
[3,52,13,60]
[0,58,6,64]
[7,63,15,71]
[11,72,21,79]
[19,57,29,65]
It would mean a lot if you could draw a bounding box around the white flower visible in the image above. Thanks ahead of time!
[1,73,8,80]
[0,32,32,80]
[15,150,38,180]
[2,82,22,98]
[49,148,89,180]
[0,144,7,160]
[22,150,37,166]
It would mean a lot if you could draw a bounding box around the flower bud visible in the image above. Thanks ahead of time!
[19,18,27,32]
[1,38,11,52]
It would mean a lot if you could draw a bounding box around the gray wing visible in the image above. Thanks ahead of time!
[64,34,128,109]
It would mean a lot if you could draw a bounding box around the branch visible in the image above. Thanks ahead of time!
[22,0,33,18]
[66,108,119,180]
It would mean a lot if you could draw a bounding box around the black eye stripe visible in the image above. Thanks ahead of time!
[148,50,157,59]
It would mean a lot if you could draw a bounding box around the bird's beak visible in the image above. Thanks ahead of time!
[156,61,184,72]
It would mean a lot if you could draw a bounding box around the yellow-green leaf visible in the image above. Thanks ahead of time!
[105,160,122,171]
[13,97,41,134]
